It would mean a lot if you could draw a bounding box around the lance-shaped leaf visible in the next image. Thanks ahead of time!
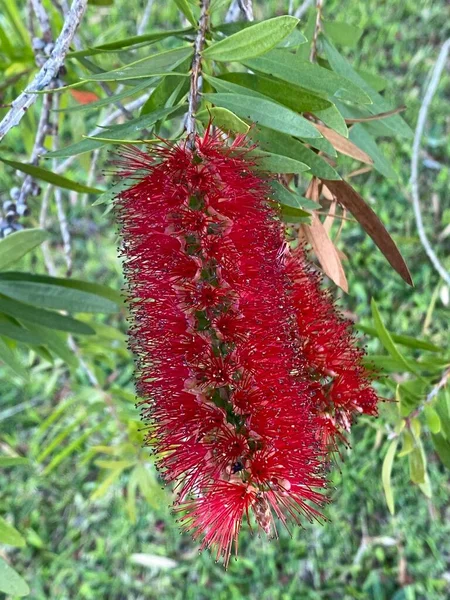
[0,159,102,194]
[300,179,348,291]
[249,126,341,180]
[301,212,348,291]
[0,558,30,597]
[0,338,27,378]
[0,272,123,306]
[217,72,332,112]
[203,16,300,62]
[349,124,398,180]
[323,179,412,285]
[0,295,95,335]
[0,280,118,314]
[57,79,155,114]
[202,93,321,139]
[214,72,348,137]
[243,50,372,105]
[84,46,193,82]
[197,107,249,134]
[0,516,26,547]
[323,38,413,138]
[314,123,373,164]
[0,229,48,271]
[67,28,193,58]
[47,104,185,158]
[370,299,421,377]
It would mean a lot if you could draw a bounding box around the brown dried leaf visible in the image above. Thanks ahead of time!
[348,166,373,179]
[314,123,373,165]
[345,105,407,124]
[300,189,348,293]
[323,179,413,286]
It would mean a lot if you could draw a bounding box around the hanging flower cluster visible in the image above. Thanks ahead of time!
[116,128,378,567]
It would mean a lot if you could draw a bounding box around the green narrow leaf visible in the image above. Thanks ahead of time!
[0,273,123,306]
[370,299,421,377]
[0,158,103,194]
[254,152,309,175]
[0,315,45,345]
[84,46,193,82]
[36,412,88,463]
[47,104,185,158]
[216,72,332,113]
[431,433,450,469]
[2,0,29,43]
[323,38,412,138]
[435,390,450,440]
[424,405,441,434]
[197,107,249,134]
[23,323,79,369]
[35,397,78,439]
[0,295,95,335]
[0,457,30,467]
[0,229,49,271]
[203,16,300,62]
[313,104,348,137]
[270,181,320,210]
[243,50,372,105]
[349,124,398,180]
[42,421,105,475]
[322,21,363,48]
[202,93,321,139]
[397,430,414,457]
[382,439,398,515]
[68,28,193,58]
[174,0,197,26]
[0,281,118,314]
[0,558,30,597]
[419,470,432,498]
[141,56,191,115]
[409,444,426,484]
[0,337,26,378]
[249,126,341,180]
[356,324,441,353]
[0,517,26,547]
[57,79,154,114]
[90,464,130,501]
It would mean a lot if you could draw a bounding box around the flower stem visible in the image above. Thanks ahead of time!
[186,0,211,150]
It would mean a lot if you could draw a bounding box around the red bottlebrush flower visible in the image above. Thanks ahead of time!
[285,251,379,444]
[116,128,378,567]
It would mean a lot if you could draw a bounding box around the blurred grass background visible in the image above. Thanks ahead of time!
[0,0,449,598]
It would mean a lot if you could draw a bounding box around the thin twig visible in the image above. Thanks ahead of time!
[137,0,154,35]
[309,0,324,62]
[237,0,253,21]
[96,81,134,120]
[17,91,53,206]
[409,367,450,421]
[225,0,241,22]
[294,0,314,19]
[0,0,87,142]
[55,94,148,174]
[30,0,53,42]
[226,0,253,22]
[185,0,210,149]
[51,93,73,275]
[39,185,57,275]
[410,38,450,287]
